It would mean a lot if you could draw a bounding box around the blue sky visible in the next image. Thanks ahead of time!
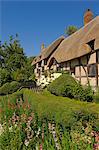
[1,0,99,57]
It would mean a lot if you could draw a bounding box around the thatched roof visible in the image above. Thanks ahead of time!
[47,16,99,65]
[32,36,65,65]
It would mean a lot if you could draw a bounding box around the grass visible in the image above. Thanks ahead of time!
[0,89,99,149]
[23,89,99,127]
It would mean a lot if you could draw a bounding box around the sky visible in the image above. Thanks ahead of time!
[1,0,99,57]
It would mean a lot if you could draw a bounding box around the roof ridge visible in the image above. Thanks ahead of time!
[62,16,99,42]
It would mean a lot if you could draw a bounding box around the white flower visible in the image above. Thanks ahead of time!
[36,127,41,137]
[24,139,29,146]
[9,126,13,132]
[0,124,3,135]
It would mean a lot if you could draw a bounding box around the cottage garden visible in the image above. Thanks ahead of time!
[0,36,99,150]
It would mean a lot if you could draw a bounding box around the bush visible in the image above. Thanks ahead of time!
[0,81,21,95]
[0,68,12,87]
[22,80,36,88]
[9,81,21,94]
[0,89,98,149]
[94,88,99,103]
[47,74,94,102]
[0,83,10,95]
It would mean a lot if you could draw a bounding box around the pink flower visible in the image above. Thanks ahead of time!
[91,131,95,136]
[28,116,33,122]
[40,144,43,150]
[95,134,99,143]
[94,143,99,150]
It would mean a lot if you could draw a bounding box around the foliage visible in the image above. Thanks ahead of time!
[23,89,99,128]
[0,35,26,71]
[0,68,11,87]
[0,89,99,149]
[12,69,27,82]
[47,74,94,102]
[94,88,99,103]
[9,81,21,94]
[0,35,35,86]
[0,81,21,95]
[65,25,78,36]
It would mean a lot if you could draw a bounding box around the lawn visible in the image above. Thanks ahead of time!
[0,89,99,150]
[23,89,99,125]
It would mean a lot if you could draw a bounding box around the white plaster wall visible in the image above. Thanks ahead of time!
[36,63,39,68]
[66,67,70,71]
[50,65,53,69]
[41,60,44,67]
[75,66,80,76]
[81,66,87,76]
[44,65,47,70]
[53,65,57,71]
[75,77,80,82]
[34,68,37,74]
[88,53,96,64]
[81,77,88,85]
[89,77,96,86]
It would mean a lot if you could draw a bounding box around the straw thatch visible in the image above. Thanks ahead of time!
[47,16,99,65]
[32,36,65,65]
[95,38,99,50]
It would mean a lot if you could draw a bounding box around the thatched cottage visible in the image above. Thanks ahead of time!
[32,9,99,89]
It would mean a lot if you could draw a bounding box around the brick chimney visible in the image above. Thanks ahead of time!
[84,9,94,25]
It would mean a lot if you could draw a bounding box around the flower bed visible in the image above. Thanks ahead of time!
[0,89,99,149]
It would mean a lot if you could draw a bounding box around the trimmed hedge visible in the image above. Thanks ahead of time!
[0,80,36,95]
[23,89,99,129]
[47,74,93,102]
[0,81,21,95]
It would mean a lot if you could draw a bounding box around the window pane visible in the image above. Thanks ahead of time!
[88,64,96,77]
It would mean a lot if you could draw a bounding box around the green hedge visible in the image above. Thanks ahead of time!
[23,89,99,129]
[0,81,21,95]
[0,89,98,149]
[47,74,93,102]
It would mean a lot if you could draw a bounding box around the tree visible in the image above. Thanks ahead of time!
[65,25,78,36]
[12,57,35,82]
[2,35,26,71]
[0,68,11,86]
[0,35,35,85]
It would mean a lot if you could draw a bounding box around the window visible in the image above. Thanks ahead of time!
[70,67,75,75]
[44,59,47,65]
[88,64,96,77]
[57,65,61,71]
[38,61,41,67]
[42,67,44,72]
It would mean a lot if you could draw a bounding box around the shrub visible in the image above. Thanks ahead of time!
[0,81,21,95]
[0,83,10,95]
[94,88,99,103]
[0,68,11,87]
[47,74,94,102]
[9,81,21,94]
[0,89,98,149]
[22,80,36,88]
